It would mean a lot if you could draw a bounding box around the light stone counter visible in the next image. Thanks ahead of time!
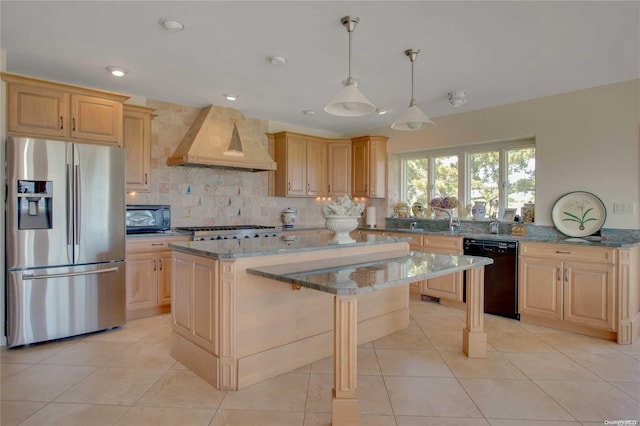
[168,233,407,259]
[247,251,492,295]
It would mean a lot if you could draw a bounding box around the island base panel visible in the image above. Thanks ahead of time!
[171,332,221,389]
[237,306,408,389]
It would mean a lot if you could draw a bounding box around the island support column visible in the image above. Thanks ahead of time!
[462,266,487,357]
[332,295,359,425]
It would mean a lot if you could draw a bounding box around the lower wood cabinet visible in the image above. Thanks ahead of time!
[519,242,616,334]
[351,230,464,300]
[126,235,189,320]
[419,235,464,302]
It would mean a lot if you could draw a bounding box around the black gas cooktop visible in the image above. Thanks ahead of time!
[174,225,279,241]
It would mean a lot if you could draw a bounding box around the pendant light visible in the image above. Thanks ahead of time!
[324,16,376,117]
[391,49,434,130]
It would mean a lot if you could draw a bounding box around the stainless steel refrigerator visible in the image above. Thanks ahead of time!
[5,137,126,347]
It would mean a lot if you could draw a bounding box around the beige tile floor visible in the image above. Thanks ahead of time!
[2,295,639,426]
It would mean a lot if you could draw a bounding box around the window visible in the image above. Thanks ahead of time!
[405,158,429,206]
[434,155,458,199]
[401,139,535,219]
[507,146,536,209]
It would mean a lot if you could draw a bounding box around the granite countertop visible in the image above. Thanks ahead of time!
[126,230,190,239]
[247,251,493,295]
[357,227,640,248]
[168,233,410,259]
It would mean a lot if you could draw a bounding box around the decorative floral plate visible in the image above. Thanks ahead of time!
[551,191,606,237]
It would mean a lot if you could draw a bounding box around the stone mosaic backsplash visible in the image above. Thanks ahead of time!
[125,99,386,228]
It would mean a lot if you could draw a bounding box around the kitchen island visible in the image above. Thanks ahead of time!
[169,233,492,425]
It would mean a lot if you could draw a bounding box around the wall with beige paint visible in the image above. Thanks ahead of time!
[365,79,640,229]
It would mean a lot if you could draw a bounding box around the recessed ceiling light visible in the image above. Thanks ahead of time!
[224,94,238,101]
[302,110,316,116]
[105,66,127,77]
[266,56,287,66]
[159,18,184,32]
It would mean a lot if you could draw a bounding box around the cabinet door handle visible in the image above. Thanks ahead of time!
[307,183,310,192]
[150,243,164,246]
[555,250,571,254]
[159,259,163,271]
[153,259,157,271]
[144,173,148,185]
[288,182,291,191]
[365,183,368,192]
[564,268,569,282]
[72,118,76,132]
[60,116,64,130]
[328,184,331,193]
[557,268,561,282]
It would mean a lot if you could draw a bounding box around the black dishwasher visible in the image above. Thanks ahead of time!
[463,238,519,320]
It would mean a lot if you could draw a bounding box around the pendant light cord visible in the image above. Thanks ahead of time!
[347,29,353,84]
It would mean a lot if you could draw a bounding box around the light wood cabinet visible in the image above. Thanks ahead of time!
[519,242,616,334]
[306,137,328,196]
[352,230,463,299]
[420,235,464,302]
[272,132,328,197]
[351,135,388,199]
[2,73,128,145]
[126,235,189,320]
[123,105,154,192]
[327,140,352,197]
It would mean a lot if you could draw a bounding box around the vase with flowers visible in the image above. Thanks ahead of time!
[429,196,458,219]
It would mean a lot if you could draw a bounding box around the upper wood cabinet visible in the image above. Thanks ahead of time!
[272,131,328,197]
[123,105,154,192]
[351,135,388,198]
[327,139,352,197]
[2,73,128,145]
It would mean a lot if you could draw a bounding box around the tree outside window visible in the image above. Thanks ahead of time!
[507,147,536,211]
[405,158,428,205]
[470,151,499,211]
[434,155,458,199]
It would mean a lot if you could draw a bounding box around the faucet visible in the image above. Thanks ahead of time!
[449,217,461,232]
[410,221,417,230]
[435,207,460,232]
[490,214,500,234]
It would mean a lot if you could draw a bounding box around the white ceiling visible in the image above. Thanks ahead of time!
[1,1,638,135]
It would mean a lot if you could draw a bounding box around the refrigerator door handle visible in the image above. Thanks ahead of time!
[21,266,119,281]
[66,163,74,262]
[74,164,81,263]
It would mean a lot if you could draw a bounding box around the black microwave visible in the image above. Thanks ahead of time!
[126,205,171,234]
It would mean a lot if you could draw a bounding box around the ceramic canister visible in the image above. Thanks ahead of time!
[281,207,296,228]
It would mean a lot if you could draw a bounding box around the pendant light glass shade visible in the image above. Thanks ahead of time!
[325,80,376,117]
[325,16,376,117]
[391,49,434,130]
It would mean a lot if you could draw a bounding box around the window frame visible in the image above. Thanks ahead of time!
[400,138,535,216]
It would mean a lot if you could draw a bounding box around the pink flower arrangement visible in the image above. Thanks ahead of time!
[429,196,458,209]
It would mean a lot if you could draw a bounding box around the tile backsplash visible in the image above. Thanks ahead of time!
[126,99,382,228]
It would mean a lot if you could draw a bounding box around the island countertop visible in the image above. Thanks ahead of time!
[247,251,493,295]
[168,233,408,259]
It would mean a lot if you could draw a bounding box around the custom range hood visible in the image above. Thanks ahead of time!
[167,105,277,172]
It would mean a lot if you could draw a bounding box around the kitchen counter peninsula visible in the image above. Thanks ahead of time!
[169,233,492,426]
